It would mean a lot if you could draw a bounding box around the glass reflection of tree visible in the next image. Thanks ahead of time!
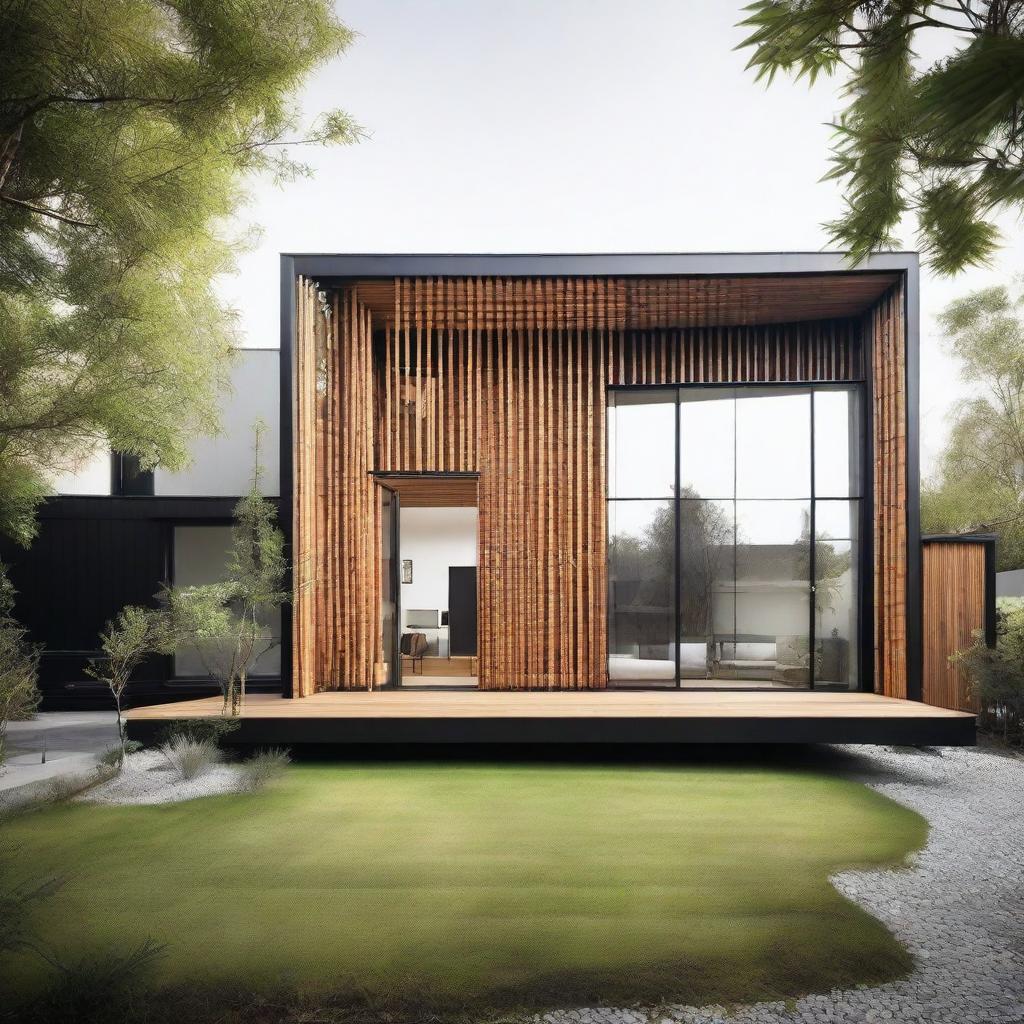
[679,490,732,639]
[794,509,852,627]
[609,490,732,643]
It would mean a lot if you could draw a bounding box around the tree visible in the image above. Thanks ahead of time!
[86,605,163,766]
[0,0,362,545]
[738,1,1024,273]
[0,563,40,766]
[161,424,287,715]
[921,282,1024,568]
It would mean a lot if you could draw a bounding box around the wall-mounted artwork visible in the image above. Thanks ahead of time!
[402,559,413,584]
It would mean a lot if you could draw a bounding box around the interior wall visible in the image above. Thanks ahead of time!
[399,506,478,650]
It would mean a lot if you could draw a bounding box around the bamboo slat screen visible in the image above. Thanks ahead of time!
[869,281,908,699]
[295,273,901,694]
[355,274,899,329]
[922,540,986,711]
[605,319,862,386]
[379,277,611,688]
[293,278,381,695]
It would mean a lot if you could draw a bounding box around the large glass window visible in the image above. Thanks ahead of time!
[608,385,862,690]
[608,390,676,498]
[172,526,281,680]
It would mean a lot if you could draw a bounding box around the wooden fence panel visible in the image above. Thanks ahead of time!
[922,538,993,711]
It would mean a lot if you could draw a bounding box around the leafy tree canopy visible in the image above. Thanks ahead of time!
[921,281,1024,568]
[0,0,362,545]
[738,1,1024,273]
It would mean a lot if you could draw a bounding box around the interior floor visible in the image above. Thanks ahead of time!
[612,677,808,690]
[400,676,478,689]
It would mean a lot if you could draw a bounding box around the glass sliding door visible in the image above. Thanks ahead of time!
[607,391,677,685]
[378,483,400,688]
[730,389,813,686]
[607,383,863,690]
[677,389,735,683]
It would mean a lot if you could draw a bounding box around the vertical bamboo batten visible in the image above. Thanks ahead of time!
[603,319,862,385]
[869,281,908,699]
[372,277,619,688]
[292,281,380,693]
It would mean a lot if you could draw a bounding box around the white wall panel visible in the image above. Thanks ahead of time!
[155,349,279,497]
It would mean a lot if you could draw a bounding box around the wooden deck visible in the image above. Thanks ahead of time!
[126,691,975,746]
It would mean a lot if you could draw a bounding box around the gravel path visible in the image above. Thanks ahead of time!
[80,748,245,805]
[537,744,1024,1024]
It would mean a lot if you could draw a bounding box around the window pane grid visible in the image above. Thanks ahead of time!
[607,385,863,691]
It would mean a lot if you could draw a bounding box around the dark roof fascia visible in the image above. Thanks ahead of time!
[284,251,919,281]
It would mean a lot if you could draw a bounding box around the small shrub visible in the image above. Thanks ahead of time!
[98,741,142,769]
[159,737,221,782]
[29,938,165,1024]
[155,717,240,748]
[240,747,291,791]
[43,773,95,804]
[953,604,1024,745]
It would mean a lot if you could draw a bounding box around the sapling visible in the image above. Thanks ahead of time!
[87,606,163,767]
[161,423,288,716]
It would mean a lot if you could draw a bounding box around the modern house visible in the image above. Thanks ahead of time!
[3,253,990,743]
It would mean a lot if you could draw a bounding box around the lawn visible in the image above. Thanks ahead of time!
[3,760,927,1016]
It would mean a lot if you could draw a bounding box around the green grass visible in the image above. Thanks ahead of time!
[2,761,926,1014]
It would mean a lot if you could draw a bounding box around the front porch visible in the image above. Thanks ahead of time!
[126,689,975,746]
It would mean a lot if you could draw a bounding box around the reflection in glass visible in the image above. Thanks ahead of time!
[678,500,734,680]
[608,501,675,684]
[814,389,861,497]
[736,389,811,499]
[679,389,734,498]
[815,499,859,689]
[608,390,676,498]
[732,500,811,686]
[610,384,862,691]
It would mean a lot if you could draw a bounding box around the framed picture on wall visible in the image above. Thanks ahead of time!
[402,559,413,584]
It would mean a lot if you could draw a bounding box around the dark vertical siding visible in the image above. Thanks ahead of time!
[0,496,280,707]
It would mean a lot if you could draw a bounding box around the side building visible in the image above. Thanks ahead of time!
[0,350,281,708]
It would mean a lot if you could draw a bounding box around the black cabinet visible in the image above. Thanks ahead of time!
[448,566,477,656]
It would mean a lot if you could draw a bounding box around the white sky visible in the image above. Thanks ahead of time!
[219,0,1024,477]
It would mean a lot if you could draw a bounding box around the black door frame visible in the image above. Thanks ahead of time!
[376,480,402,689]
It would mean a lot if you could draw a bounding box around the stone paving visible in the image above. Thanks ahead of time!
[536,744,1024,1024]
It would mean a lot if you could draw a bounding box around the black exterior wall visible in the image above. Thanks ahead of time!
[0,495,282,709]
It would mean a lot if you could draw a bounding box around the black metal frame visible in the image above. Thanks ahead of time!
[372,470,481,687]
[280,252,920,699]
[607,381,867,692]
[374,478,403,689]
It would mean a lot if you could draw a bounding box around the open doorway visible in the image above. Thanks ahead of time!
[376,474,478,688]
